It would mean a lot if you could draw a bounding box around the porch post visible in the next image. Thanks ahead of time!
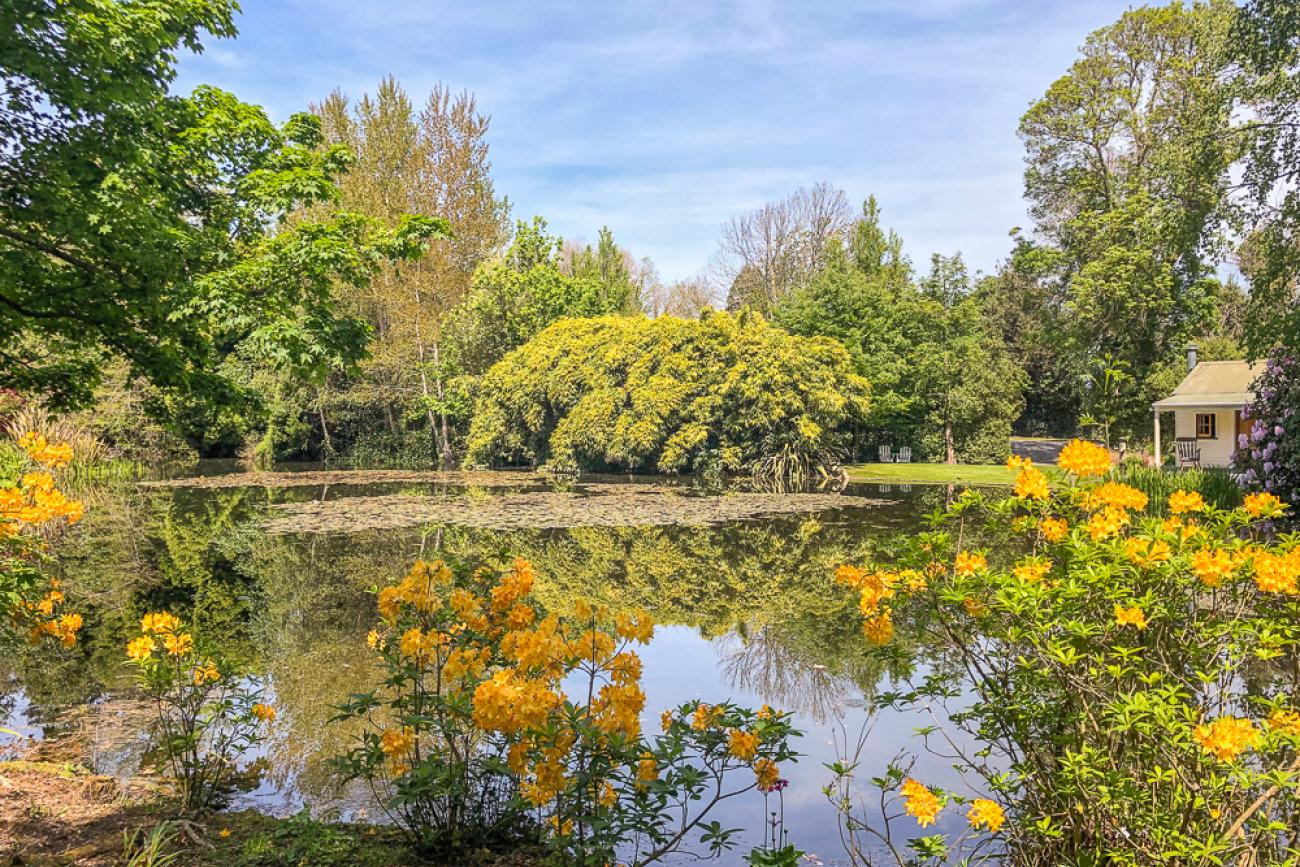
[1153,409,1161,468]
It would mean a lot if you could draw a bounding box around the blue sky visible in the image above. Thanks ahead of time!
[177,0,1139,283]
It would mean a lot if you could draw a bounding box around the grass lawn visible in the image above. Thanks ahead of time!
[845,462,1017,485]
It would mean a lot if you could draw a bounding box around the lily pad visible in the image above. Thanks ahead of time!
[264,489,880,535]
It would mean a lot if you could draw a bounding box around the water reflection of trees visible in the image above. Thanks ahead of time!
[15,481,938,806]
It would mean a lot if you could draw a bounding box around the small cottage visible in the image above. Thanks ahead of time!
[1151,346,1261,468]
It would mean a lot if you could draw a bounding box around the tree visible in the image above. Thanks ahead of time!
[912,255,1027,464]
[775,200,1023,462]
[1019,0,1240,435]
[560,227,647,314]
[718,183,853,313]
[465,311,870,477]
[975,233,1082,437]
[1230,1,1300,355]
[644,277,715,319]
[448,218,629,377]
[312,78,509,465]
[0,1,442,411]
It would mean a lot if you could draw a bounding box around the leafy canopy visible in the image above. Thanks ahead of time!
[465,311,870,474]
[0,0,445,409]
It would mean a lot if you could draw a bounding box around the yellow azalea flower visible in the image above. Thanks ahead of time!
[1194,716,1259,762]
[754,757,781,791]
[1057,439,1112,478]
[1087,506,1129,541]
[1006,454,1032,470]
[1268,709,1300,736]
[127,635,156,661]
[1113,605,1148,630]
[692,703,721,731]
[380,726,416,757]
[728,729,759,761]
[1083,482,1148,513]
[1040,517,1068,542]
[614,608,655,643]
[219,828,231,838]
[661,709,675,731]
[636,752,658,785]
[862,608,894,646]
[962,596,987,617]
[954,551,987,575]
[901,778,941,827]
[162,632,193,656]
[1244,491,1285,519]
[251,703,276,723]
[1190,548,1235,587]
[140,611,180,635]
[857,572,894,614]
[1012,558,1051,583]
[17,432,74,468]
[967,798,1005,833]
[1124,537,1171,567]
[193,661,220,685]
[1168,490,1206,515]
[1253,550,1300,595]
[1014,466,1050,500]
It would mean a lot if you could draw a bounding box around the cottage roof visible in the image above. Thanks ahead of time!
[1151,360,1262,410]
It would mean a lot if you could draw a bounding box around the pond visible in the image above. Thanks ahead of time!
[1,467,985,865]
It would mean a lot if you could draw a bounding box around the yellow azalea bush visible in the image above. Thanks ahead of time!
[2,431,83,647]
[331,557,797,863]
[125,610,273,811]
[828,439,1300,866]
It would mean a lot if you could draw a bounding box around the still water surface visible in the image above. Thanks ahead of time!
[2,467,984,864]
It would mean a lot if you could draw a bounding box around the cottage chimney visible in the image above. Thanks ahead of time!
[1186,343,1199,372]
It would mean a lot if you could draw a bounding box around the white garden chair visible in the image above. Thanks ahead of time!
[879,445,893,463]
[896,446,912,463]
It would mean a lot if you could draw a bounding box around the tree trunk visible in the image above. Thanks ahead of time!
[945,419,956,465]
[432,337,455,468]
[318,404,333,462]
[411,285,443,466]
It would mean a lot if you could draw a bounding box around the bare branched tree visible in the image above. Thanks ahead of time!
[716,182,853,311]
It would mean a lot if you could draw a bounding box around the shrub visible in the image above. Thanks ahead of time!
[1109,462,1243,513]
[1234,351,1299,515]
[832,442,1300,865]
[464,311,870,478]
[1,431,84,648]
[332,557,798,864]
[125,611,273,811]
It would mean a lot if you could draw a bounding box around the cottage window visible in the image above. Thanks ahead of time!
[1195,413,1217,439]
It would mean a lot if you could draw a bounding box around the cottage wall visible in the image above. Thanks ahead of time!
[1172,408,1237,468]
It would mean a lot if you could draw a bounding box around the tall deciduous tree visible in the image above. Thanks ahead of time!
[1231,0,1300,355]
[0,1,441,411]
[719,183,853,313]
[1019,0,1239,435]
[313,78,509,464]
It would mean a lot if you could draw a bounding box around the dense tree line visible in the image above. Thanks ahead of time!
[7,0,1300,470]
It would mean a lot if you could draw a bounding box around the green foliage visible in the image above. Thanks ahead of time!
[1231,1,1300,355]
[775,206,1024,463]
[0,1,446,411]
[451,218,632,378]
[1018,0,1241,435]
[465,311,870,475]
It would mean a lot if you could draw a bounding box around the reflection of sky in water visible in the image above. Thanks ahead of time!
[2,475,997,865]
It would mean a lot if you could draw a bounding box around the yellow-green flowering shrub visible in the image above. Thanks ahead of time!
[832,441,1300,866]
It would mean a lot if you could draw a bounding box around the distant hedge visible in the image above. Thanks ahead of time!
[465,311,870,475]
